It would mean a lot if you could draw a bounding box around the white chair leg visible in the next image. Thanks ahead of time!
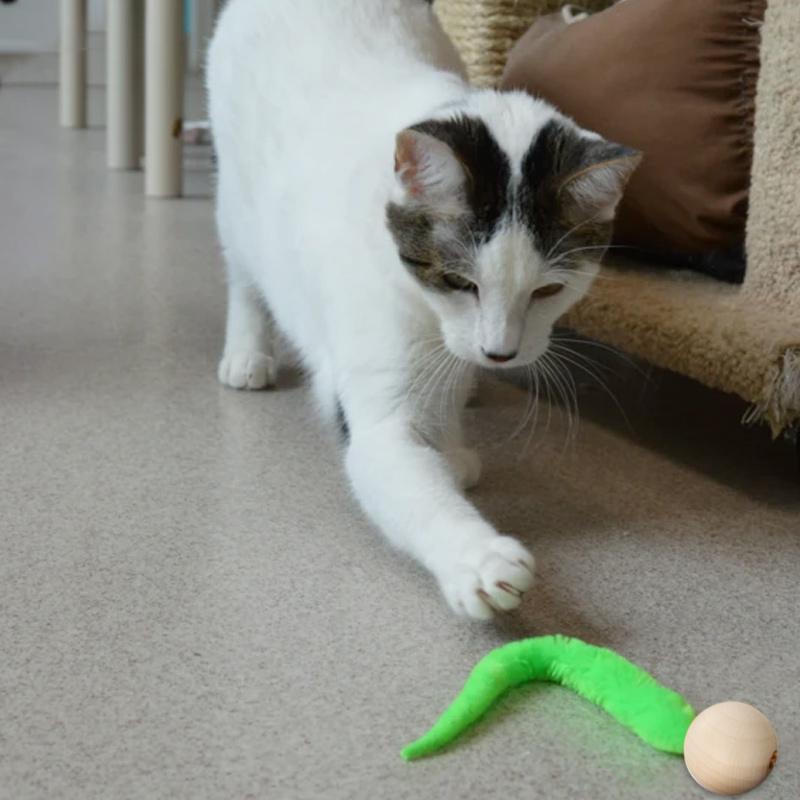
[188,0,206,72]
[107,0,144,170]
[144,0,184,197]
[59,0,88,128]
[190,0,222,72]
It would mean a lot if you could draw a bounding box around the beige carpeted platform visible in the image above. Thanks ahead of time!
[1,60,798,800]
[436,0,800,435]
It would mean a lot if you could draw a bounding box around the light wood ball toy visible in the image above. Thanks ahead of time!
[684,702,778,796]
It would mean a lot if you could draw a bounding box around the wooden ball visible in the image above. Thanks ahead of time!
[684,702,778,796]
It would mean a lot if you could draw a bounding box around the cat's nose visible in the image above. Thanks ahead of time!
[482,349,518,364]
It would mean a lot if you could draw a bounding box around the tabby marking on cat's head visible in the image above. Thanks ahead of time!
[386,91,640,367]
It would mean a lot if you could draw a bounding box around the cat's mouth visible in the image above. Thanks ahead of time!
[481,353,519,370]
[481,348,518,366]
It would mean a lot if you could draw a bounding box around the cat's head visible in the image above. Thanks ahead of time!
[386,91,640,368]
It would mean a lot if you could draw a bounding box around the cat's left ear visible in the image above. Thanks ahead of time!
[558,143,642,224]
[394,129,467,203]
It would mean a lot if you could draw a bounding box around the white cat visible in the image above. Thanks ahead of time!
[207,0,639,619]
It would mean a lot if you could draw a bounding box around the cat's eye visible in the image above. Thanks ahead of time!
[531,283,565,300]
[442,273,478,295]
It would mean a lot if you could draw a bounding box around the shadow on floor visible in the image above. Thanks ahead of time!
[517,336,799,509]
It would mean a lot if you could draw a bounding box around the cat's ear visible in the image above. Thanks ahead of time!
[394,129,467,203]
[558,143,641,224]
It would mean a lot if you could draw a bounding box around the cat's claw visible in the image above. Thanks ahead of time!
[440,536,535,620]
[218,351,276,390]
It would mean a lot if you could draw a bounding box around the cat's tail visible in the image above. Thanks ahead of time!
[401,635,695,760]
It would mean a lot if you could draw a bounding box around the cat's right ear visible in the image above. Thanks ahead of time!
[394,130,467,204]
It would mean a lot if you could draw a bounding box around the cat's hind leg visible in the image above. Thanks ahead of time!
[218,276,278,390]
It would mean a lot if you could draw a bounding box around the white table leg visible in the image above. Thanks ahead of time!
[145,0,184,197]
[107,0,144,169]
[60,0,88,128]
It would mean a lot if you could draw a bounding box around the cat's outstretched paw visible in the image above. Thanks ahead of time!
[440,536,535,620]
[218,351,276,390]
[446,447,482,490]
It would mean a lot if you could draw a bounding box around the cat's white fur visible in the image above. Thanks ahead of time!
[207,0,619,619]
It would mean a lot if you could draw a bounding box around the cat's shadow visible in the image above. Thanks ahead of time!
[493,581,621,646]
[273,365,306,391]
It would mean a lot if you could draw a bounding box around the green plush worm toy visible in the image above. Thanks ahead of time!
[402,635,696,761]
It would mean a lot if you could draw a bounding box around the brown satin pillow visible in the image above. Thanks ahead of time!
[501,0,766,260]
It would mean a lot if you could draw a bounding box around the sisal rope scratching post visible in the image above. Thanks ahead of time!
[434,0,610,86]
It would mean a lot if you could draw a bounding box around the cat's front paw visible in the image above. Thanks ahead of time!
[218,351,276,390]
[446,447,482,490]
[439,536,535,620]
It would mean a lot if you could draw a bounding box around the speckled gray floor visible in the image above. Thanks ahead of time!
[1,59,799,800]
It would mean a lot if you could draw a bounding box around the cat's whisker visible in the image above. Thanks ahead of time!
[443,360,457,422]
[530,364,543,451]
[407,339,448,369]
[413,350,451,400]
[554,356,581,446]
[407,343,447,377]
[546,269,626,286]
[549,243,636,266]
[552,358,577,457]
[549,343,620,380]
[543,209,608,262]
[521,363,546,458]
[535,355,558,443]
[407,347,451,411]
[549,345,642,404]
[547,256,595,273]
[438,355,461,425]
[549,343,644,396]
[551,353,578,451]
[436,356,465,430]
[541,351,579,455]
[509,364,537,443]
[540,359,559,445]
[518,361,548,457]
[551,336,653,382]
[406,346,445,396]
[546,347,635,434]
[416,350,457,422]
[448,359,469,426]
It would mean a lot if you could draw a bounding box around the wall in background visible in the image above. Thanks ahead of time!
[0,0,60,53]
[0,0,106,54]
[88,0,106,32]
